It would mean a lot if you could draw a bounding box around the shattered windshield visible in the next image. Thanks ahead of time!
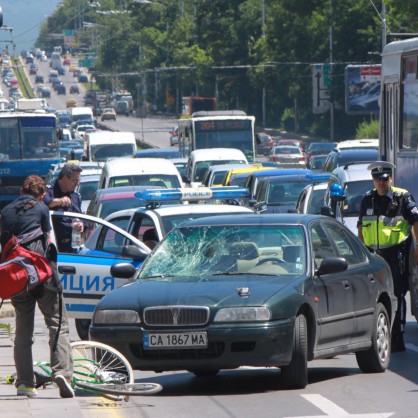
[138,224,306,280]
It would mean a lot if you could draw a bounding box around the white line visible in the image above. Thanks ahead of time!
[302,394,349,416]
[283,394,394,418]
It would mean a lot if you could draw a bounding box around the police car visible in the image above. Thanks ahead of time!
[50,187,253,339]
[50,211,151,339]
[104,187,254,243]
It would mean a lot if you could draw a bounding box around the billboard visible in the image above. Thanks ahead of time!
[345,64,381,115]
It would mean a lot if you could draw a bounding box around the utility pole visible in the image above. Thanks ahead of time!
[261,0,266,128]
[382,3,386,50]
[329,0,334,141]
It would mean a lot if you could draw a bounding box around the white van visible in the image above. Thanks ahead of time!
[185,148,248,187]
[69,106,94,125]
[98,157,183,189]
[84,131,137,162]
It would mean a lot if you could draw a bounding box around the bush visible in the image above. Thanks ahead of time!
[355,119,379,139]
[280,108,295,131]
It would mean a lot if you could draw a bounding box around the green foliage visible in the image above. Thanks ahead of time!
[355,119,379,139]
[280,107,295,131]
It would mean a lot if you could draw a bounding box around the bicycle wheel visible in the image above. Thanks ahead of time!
[75,381,162,396]
[71,341,134,385]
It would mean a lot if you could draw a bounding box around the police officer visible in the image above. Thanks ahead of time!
[43,163,83,253]
[358,161,418,352]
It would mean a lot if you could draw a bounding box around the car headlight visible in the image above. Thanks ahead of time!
[214,307,271,322]
[93,309,140,324]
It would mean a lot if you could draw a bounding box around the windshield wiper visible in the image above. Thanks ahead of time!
[142,274,175,279]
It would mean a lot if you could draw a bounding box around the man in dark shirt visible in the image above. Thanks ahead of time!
[43,163,84,253]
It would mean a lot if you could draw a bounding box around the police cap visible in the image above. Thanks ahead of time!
[367,161,396,179]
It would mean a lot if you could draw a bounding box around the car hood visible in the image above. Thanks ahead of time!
[98,275,296,310]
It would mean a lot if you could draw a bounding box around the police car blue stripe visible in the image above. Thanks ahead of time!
[66,303,96,313]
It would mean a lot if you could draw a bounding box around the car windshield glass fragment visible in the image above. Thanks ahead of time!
[138,224,306,280]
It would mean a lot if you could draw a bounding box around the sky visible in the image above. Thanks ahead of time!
[0,0,62,54]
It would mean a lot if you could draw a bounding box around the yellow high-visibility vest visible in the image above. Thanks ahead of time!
[361,187,411,250]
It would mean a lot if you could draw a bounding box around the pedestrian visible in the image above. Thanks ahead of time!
[357,161,418,352]
[43,163,84,253]
[0,175,74,398]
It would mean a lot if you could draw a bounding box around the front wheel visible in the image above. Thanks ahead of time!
[71,341,134,385]
[75,381,162,396]
[355,303,391,373]
[280,314,308,389]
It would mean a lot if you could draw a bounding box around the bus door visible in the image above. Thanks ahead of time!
[381,78,399,183]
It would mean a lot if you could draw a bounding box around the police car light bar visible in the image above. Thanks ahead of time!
[305,173,332,181]
[135,187,250,202]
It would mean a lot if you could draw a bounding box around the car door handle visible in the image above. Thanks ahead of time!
[58,265,76,274]
[342,279,350,290]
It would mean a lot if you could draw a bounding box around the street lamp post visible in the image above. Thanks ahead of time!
[261,0,266,128]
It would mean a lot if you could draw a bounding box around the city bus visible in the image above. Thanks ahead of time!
[0,111,61,210]
[380,36,418,323]
[178,110,256,162]
[380,37,418,199]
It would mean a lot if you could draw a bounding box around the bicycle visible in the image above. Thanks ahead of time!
[4,341,162,400]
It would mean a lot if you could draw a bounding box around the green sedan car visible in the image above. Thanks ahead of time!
[90,213,397,389]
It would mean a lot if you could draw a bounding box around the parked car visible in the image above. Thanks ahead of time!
[268,145,306,168]
[78,74,89,83]
[56,84,66,95]
[90,213,397,388]
[115,100,130,116]
[69,84,80,94]
[322,147,378,173]
[101,108,117,121]
[256,132,275,155]
[306,141,337,161]
[170,126,179,146]
[135,148,181,159]
[41,87,51,98]
[252,172,325,213]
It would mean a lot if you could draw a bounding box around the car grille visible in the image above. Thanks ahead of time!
[144,306,210,326]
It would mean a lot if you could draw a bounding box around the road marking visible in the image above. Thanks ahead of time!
[405,343,418,353]
[284,394,394,418]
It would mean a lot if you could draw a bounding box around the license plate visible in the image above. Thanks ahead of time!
[143,332,208,349]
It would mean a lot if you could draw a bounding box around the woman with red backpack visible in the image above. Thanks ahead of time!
[0,175,73,398]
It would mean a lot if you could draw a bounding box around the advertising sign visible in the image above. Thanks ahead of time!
[345,64,381,115]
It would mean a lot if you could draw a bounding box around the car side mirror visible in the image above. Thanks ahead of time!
[316,257,348,277]
[121,245,148,262]
[110,262,137,279]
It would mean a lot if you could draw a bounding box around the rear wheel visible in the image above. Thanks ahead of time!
[355,303,390,373]
[71,341,133,384]
[280,314,308,389]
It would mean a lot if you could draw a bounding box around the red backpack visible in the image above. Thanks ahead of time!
[0,234,53,303]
